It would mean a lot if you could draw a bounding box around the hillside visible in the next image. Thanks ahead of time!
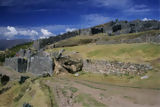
[0,22,160,107]
[0,39,31,50]
[38,20,160,48]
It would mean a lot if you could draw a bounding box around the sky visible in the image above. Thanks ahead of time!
[0,0,159,40]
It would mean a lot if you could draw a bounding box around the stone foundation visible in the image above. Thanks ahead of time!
[83,59,152,75]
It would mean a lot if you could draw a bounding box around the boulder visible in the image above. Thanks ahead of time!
[1,75,10,85]
[19,76,30,84]
[23,103,32,107]
[141,75,149,79]
[57,56,83,74]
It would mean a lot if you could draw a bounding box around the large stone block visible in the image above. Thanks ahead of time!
[27,56,53,75]
[4,57,27,73]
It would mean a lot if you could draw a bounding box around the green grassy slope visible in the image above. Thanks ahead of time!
[47,43,160,64]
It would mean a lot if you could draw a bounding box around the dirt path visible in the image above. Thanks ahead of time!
[1,66,160,107]
[43,77,160,107]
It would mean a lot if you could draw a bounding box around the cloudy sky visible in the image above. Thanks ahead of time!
[0,0,159,39]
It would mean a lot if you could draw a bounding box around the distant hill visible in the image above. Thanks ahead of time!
[0,39,31,50]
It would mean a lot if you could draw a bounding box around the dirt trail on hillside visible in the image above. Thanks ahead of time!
[44,77,160,107]
[1,66,160,107]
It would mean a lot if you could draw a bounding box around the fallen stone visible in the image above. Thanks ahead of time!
[23,103,32,107]
[0,75,10,85]
[19,76,30,84]
[74,73,79,77]
[59,56,83,74]
[141,75,149,79]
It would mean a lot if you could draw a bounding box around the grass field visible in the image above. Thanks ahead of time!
[47,43,160,64]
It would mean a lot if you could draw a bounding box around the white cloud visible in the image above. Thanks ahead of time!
[5,26,18,37]
[66,28,77,32]
[1,26,39,39]
[40,28,55,39]
[41,29,53,36]
[142,18,152,21]
[126,7,151,13]
[19,30,38,36]
[91,0,131,8]
[82,14,110,27]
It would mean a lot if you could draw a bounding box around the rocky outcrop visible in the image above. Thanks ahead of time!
[52,49,83,74]
[55,56,83,74]
[83,59,152,75]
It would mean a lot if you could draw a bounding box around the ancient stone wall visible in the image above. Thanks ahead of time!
[4,57,18,72]
[4,57,27,73]
[27,56,53,75]
[82,59,152,75]
[96,33,160,45]
[5,50,53,75]
[35,20,160,49]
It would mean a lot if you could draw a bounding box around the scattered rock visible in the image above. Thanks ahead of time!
[83,59,152,75]
[19,76,30,84]
[74,73,79,77]
[42,73,51,78]
[23,103,32,107]
[141,75,149,79]
[58,56,83,74]
[0,75,10,85]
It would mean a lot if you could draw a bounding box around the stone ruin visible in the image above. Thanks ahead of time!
[4,47,153,76]
[83,59,152,75]
[37,19,160,48]
[4,48,83,76]
[5,49,53,76]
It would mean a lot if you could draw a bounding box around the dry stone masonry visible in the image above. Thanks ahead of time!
[38,20,160,48]
[83,59,152,75]
[4,48,82,76]
[5,49,54,75]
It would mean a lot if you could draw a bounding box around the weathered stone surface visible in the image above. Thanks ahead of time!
[33,40,40,50]
[5,49,54,76]
[16,49,36,58]
[83,59,152,75]
[96,32,160,45]
[79,28,91,35]
[4,57,28,73]
[27,56,53,75]
[52,49,65,60]
[57,56,83,74]
[52,50,83,74]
